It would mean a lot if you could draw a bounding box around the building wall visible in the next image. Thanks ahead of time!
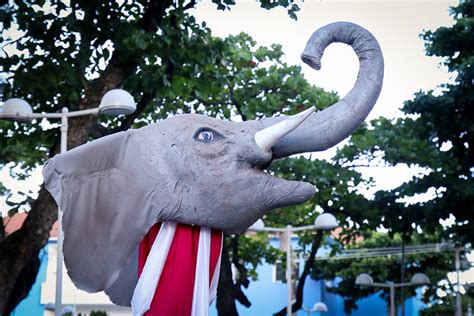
[209,237,325,316]
[11,246,49,316]
[13,238,425,316]
[209,259,324,316]
[322,278,425,316]
[13,239,131,316]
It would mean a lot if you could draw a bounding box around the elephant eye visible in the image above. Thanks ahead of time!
[198,131,214,143]
[194,128,223,143]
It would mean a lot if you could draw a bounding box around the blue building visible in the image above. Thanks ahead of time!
[209,236,425,316]
[11,246,49,316]
[12,236,425,316]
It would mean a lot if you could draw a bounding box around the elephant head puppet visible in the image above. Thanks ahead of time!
[43,21,384,305]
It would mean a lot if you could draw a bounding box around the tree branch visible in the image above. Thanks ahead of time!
[228,86,247,121]
[217,237,240,316]
[139,0,173,32]
[230,236,251,307]
[115,93,156,132]
[88,122,111,139]
[0,217,4,243]
[183,0,197,11]
[231,236,249,288]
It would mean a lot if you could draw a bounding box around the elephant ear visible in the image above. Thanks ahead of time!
[42,130,162,294]
[104,245,139,306]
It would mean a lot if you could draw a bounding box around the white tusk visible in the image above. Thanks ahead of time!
[255,106,316,152]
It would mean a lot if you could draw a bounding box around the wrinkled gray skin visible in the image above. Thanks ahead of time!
[42,22,384,305]
[134,115,316,231]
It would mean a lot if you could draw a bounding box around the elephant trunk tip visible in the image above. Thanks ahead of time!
[301,53,321,71]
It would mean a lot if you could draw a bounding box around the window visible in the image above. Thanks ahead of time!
[273,260,299,283]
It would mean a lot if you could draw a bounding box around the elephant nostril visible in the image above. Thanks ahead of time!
[301,54,321,70]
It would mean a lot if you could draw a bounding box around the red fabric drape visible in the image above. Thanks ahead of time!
[138,223,222,316]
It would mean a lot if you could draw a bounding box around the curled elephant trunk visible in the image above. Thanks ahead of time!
[251,21,384,158]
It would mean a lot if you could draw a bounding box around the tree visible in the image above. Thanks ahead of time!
[0,1,341,314]
[421,285,474,316]
[335,0,474,244]
[314,231,455,314]
[316,1,474,313]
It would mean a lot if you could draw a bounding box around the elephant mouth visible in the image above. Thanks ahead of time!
[252,157,274,172]
[247,151,315,205]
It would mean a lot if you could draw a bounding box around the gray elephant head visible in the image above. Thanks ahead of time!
[42,21,383,304]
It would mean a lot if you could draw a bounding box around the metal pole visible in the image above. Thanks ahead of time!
[390,283,395,316]
[55,107,68,316]
[286,225,292,316]
[401,239,405,316]
[455,248,462,316]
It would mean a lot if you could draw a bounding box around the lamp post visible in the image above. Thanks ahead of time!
[0,89,136,316]
[455,247,464,316]
[248,212,338,315]
[302,302,328,315]
[356,272,430,316]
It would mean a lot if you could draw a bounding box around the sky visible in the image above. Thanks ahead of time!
[192,1,456,119]
[0,1,458,212]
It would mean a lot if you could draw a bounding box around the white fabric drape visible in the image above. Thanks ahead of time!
[131,221,177,316]
[209,233,223,305]
[191,227,211,316]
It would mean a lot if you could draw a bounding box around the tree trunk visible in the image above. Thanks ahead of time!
[3,254,40,316]
[0,215,5,243]
[0,185,56,314]
[274,230,324,316]
[216,236,252,316]
[217,240,240,316]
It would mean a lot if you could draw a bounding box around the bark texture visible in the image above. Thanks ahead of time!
[0,185,56,315]
[216,241,240,316]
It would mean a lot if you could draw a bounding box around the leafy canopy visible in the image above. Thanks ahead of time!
[335,0,474,244]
